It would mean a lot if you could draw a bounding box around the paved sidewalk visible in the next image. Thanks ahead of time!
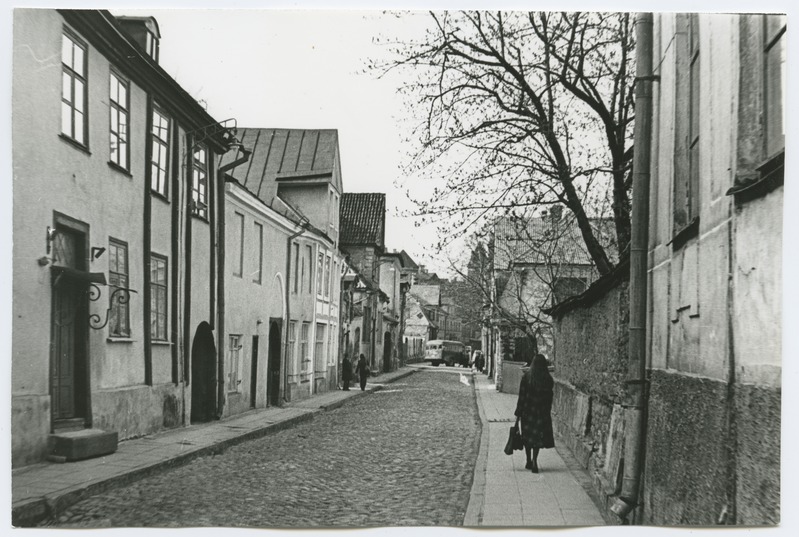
[11,368,415,527]
[464,372,607,527]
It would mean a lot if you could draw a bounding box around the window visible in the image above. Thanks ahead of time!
[145,30,159,62]
[108,239,130,337]
[109,72,129,169]
[315,323,326,372]
[300,322,310,373]
[332,260,338,301]
[150,254,168,341]
[328,323,336,366]
[764,15,786,157]
[324,255,331,298]
[233,212,244,277]
[306,245,313,292]
[317,250,324,296]
[288,321,297,374]
[227,335,242,392]
[253,222,263,284]
[293,242,300,294]
[363,306,371,342]
[151,107,170,196]
[673,13,700,239]
[61,32,87,145]
[192,146,208,218]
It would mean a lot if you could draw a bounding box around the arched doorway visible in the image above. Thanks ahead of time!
[267,319,282,406]
[190,321,216,423]
[383,331,392,373]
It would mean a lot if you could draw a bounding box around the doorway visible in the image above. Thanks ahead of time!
[267,319,282,406]
[383,331,392,373]
[50,223,90,430]
[250,335,259,408]
[190,322,217,422]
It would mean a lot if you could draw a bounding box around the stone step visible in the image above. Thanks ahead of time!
[48,429,118,462]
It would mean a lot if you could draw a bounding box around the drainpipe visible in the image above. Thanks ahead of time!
[215,146,252,418]
[611,12,654,522]
[283,223,308,403]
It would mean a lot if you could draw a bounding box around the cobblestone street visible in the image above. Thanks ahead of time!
[42,370,479,528]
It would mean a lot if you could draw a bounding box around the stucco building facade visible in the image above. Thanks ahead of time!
[12,10,234,467]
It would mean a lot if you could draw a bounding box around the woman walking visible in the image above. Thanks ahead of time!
[514,354,555,473]
[342,355,353,391]
[356,354,369,391]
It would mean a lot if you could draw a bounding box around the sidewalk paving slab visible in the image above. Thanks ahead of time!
[464,371,608,527]
[11,367,414,527]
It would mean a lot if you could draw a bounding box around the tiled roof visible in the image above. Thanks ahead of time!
[493,213,617,270]
[219,128,341,207]
[339,193,386,248]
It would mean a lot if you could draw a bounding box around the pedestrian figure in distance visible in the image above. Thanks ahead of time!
[514,354,555,473]
[342,355,353,391]
[356,354,369,391]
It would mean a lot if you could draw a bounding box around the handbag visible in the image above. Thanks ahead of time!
[504,423,523,455]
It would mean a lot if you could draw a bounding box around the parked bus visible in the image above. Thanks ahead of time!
[425,339,468,367]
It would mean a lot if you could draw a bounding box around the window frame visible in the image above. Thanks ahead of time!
[300,322,311,374]
[315,323,326,372]
[763,15,786,159]
[288,320,297,375]
[108,70,130,171]
[150,106,170,198]
[227,334,242,393]
[60,29,88,148]
[253,222,263,284]
[233,211,244,277]
[150,253,168,341]
[672,13,701,247]
[192,145,209,219]
[108,238,130,338]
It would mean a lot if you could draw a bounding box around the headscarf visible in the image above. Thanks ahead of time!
[530,353,553,392]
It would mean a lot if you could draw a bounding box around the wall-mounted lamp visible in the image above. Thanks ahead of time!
[46,226,58,254]
[91,247,106,261]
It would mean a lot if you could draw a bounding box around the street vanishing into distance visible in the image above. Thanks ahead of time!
[42,370,479,528]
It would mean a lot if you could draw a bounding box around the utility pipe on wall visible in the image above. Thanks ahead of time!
[611,12,655,522]
[215,146,252,418]
[283,224,309,403]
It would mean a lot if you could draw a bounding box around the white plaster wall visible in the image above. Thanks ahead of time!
[733,190,783,387]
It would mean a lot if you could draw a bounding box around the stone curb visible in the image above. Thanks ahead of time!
[12,369,416,527]
[463,372,489,527]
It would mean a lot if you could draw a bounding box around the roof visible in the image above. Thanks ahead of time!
[339,193,386,248]
[398,250,419,270]
[493,213,617,270]
[219,128,342,207]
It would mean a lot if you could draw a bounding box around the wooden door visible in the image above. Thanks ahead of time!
[267,320,281,406]
[250,335,259,408]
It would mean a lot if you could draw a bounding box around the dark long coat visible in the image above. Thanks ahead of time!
[342,358,353,382]
[514,368,555,449]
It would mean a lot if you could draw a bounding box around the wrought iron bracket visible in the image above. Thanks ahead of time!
[87,284,138,330]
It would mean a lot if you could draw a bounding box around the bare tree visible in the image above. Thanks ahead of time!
[372,11,634,275]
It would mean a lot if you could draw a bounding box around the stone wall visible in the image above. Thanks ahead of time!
[549,271,629,517]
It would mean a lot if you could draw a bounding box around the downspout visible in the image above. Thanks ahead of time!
[611,12,654,522]
[283,223,308,403]
[215,146,252,418]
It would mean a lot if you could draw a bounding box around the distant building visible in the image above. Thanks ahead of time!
[339,192,395,372]
[487,207,615,390]
[12,10,236,466]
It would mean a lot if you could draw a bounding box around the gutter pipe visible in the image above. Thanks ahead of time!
[215,146,252,418]
[283,223,309,403]
[611,12,655,522]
